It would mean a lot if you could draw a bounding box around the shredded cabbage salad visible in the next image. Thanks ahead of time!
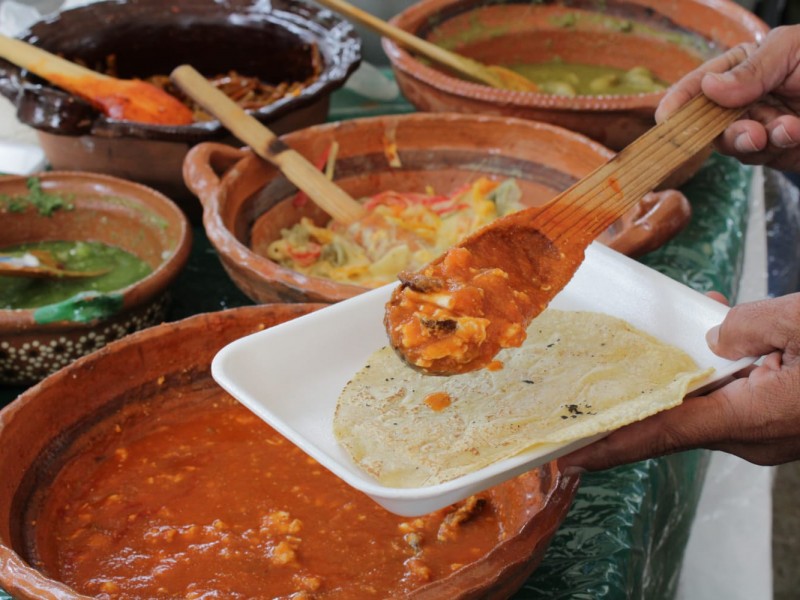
[266,177,523,287]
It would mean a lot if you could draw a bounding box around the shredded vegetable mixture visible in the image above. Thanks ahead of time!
[266,178,524,287]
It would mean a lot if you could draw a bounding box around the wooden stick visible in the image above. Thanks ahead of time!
[314,0,536,91]
[536,95,741,241]
[171,65,366,225]
[0,34,111,83]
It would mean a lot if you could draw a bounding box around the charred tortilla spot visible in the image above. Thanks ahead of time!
[400,272,444,293]
[421,317,457,333]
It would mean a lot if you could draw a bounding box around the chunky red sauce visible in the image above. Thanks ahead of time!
[385,211,585,375]
[30,383,510,599]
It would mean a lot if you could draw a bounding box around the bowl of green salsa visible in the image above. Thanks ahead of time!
[0,172,192,386]
[383,0,768,187]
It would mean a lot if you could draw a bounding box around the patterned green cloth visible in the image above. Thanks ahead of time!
[518,153,753,599]
[641,153,753,299]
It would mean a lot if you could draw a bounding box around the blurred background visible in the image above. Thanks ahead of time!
[0,1,798,599]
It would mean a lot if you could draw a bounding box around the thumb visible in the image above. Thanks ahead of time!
[707,294,800,360]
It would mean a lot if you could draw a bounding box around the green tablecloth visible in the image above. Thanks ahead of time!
[520,151,752,599]
[0,85,753,598]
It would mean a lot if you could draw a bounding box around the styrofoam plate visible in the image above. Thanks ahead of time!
[212,242,754,516]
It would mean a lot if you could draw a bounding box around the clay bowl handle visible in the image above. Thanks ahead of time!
[182,142,248,212]
[171,64,366,225]
[602,189,692,257]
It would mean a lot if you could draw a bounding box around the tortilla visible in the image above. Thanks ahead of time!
[334,309,713,488]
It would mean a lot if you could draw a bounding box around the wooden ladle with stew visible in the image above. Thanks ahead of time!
[385,95,743,375]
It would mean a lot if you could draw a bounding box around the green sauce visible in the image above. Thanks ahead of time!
[0,241,152,310]
[508,61,667,96]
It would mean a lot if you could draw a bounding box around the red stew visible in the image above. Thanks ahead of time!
[30,385,511,599]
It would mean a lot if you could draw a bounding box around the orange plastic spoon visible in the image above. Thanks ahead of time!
[0,34,193,125]
[0,251,110,279]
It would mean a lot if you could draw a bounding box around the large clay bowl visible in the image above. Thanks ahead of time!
[383,0,768,187]
[0,172,192,386]
[0,304,580,599]
[183,112,691,304]
[0,0,360,214]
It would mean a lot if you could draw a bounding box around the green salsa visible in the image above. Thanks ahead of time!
[508,61,667,96]
[0,241,152,309]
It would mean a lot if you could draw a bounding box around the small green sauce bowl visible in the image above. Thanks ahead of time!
[0,172,192,386]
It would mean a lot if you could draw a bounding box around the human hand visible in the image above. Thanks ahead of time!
[558,293,800,472]
[655,25,800,174]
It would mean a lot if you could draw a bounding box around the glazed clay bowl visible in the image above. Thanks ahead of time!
[383,0,768,188]
[0,172,192,386]
[183,112,691,304]
[0,0,360,214]
[0,303,580,599]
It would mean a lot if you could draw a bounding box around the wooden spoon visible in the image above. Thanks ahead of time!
[314,0,538,92]
[0,34,194,125]
[0,251,110,279]
[170,64,366,225]
[385,94,742,375]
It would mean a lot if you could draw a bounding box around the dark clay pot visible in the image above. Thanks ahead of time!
[0,0,361,211]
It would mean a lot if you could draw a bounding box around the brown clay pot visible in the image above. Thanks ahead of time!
[183,112,691,304]
[0,0,361,214]
[383,0,769,188]
[0,303,580,599]
[0,171,192,386]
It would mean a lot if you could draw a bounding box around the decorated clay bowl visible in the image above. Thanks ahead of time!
[183,112,691,304]
[0,303,580,599]
[0,0,361,214]
[0,172,191,386]
[383,0,768,187]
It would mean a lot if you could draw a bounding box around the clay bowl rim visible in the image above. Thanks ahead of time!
[0,171,193,333]
[197,111,621,302]
[1,0,361,142]
[0,303,581,600]
[382,0,769,112]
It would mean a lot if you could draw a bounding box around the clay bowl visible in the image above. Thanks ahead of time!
[0,0,361,215]
[383,0,768,188]
[0,172,192,386]
[0,303,580,599]
[183,112,691,304]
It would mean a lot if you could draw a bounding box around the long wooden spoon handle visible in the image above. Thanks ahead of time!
[314,0,505,89]
[170,64,365,225]
[0,34,109,82]
[537,94,742,242]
